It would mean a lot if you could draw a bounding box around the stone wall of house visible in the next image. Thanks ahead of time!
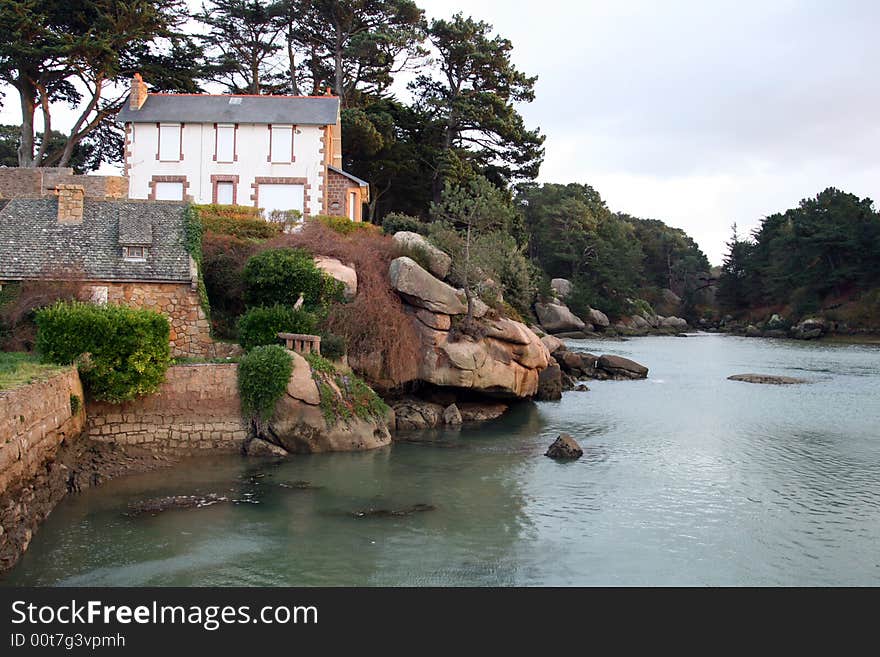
[0,368,85,572]
[0,167,127,199]
[87,364,248,453]
[324,168,362,220]
[102,281,238,359]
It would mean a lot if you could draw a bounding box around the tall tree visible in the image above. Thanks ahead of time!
[197,0,285,94]
[277,0,425,104]
[716,223,755,312]
[429,177,517,322]
[0,0,200,168]
[413,13,545,200]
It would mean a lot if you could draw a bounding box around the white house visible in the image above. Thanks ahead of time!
[117,74,369,220]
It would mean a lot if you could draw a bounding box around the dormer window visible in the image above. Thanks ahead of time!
[123,245,147,261]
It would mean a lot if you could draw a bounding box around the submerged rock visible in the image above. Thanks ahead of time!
[350,503,436,518]
[536,361,563,401]
[442,403,463,426]
[126,494,229,516]
[728,373,810,385]
[545,433,584,460]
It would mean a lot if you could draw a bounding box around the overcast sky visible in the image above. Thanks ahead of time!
[422,0,880,263]
[3,1,878,263]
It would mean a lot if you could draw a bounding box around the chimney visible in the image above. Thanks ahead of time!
[53,185,85,223]
[130,73,148,110]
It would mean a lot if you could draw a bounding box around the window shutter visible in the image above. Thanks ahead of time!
[270,125,292,163]
[217,124,235,162]
[159,124,181,161]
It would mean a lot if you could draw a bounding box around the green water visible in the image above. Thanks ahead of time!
[4,333,880,586]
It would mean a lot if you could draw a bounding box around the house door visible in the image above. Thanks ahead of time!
[258,183,305,220]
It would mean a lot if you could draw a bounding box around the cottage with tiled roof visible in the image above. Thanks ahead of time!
[0,186,216,358]
[118,74,369,221]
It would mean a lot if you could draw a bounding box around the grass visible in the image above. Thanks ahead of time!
[0,352,68,391]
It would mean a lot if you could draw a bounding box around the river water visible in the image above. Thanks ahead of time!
[3,333,879,586]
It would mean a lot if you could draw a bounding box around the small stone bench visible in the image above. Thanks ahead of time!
[278,332,321,356]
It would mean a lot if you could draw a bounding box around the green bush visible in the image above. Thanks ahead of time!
[35,302,171,403]
[237,345,293,422]
[184,205,211,321]
[243,248,345,309]
[310,215,380,235]
[237,305,317,351]
[319,332,347,360]
[197,204,282,240]
[381,212,425,235]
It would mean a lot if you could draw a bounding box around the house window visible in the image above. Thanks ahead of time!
[216,181,234,205]
[348,191,357,220]
[123,246,147,261]
[270,125,293,163]
[158,123,182,161]
[216,124,235,162]
[154,181,184,200]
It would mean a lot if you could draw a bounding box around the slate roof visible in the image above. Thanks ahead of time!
[117,93,339,126]
[0,198,193,283]
[328,165,369,187]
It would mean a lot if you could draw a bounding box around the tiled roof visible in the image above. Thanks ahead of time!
[0,198,192,283]
[117,93,339,125]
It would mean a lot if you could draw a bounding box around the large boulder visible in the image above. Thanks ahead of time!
[413,317,550,398]
[392,231,452,279]
[550,278,572,299]
[659,316,688,330]
[587,307,610,329]
[393,399,445,430]
[791,317,826,340]
[314,256,357,300]
[596,354,648,379]
[545,433,583,460]
[534,302,586,334]
[389,256,467,315]
[540,334,566,355]
[268,352,392,453]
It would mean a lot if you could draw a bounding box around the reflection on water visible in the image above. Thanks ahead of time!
[3,334,880,586]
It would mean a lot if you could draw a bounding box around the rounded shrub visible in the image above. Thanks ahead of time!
[381,212,424,235]
[35,301,171,403]
[313,215,380,235]
[319,332,347,360]
[237,345,293,422]
[243,248,344,309]
[237,305,317,351]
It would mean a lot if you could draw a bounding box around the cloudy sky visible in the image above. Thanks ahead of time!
[3,1,878,263]
[422,0,880,263]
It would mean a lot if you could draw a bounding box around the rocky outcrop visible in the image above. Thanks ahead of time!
[597,355,648,379]
[545,433,583,460]
[267,352,392,453]
[389,257,550,399]
[540,334,566,355]
[550,278,572,299]
[391,398,508,429]
[728,374,810,385]
[314,256,357,300]
[536,360,563,401]
[791,317,826,340]
[659,316,688,330]
[534,301,586,334]
[389,256,467,314]
[392,231,452,279]
[587,307,610,329]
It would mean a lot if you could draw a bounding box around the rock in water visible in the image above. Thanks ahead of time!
[443,403,463,426]
[545,433,583,460]
[728,373,810,385]
[536,361,563,401]
[597,354,648,379]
